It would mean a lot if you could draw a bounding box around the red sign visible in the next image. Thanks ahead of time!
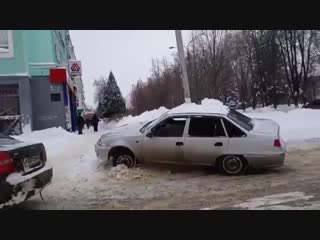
[0,88,18,96]
[50,68,67,84]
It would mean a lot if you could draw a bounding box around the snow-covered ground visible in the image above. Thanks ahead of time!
[12,99,320,209]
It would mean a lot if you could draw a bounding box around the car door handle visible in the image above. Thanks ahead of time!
[214,142,223,147]
[176,142,184,147]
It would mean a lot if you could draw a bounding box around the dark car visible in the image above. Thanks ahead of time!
[0,133,53,209]
[303,100,320,109]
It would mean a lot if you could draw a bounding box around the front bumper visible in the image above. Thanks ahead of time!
[0,165,53,208]
[244,152,285,169]
[95,144,111,161]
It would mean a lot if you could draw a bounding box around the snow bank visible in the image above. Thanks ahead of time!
[240,104,303,113]
[22,124,32,134]
[245,108,320,149]
[105,164,151,181]
[14,127,79,159]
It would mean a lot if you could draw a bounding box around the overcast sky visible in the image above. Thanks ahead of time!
[70,30,190,107]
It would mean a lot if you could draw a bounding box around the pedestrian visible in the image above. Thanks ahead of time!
[77,113,85,135]
[85,117,90,129]
[91,113,100,132]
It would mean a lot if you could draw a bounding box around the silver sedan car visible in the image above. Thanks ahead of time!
[95,109,286,175]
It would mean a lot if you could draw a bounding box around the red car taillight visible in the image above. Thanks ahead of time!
[0,151,16,175]
[274,139,281,148]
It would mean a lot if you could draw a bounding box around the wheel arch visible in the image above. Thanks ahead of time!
[108,146,136,160]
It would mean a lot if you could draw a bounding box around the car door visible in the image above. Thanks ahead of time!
[142,116,188,164]
[183,115,229,165]
[222,117,251,154]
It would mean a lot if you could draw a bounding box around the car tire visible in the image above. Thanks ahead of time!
[112,150,136,168]
[217,155,247,176]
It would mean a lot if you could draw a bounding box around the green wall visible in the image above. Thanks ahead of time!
[25,30,55,64]
[0,31,29,75]
[0,30,75,77]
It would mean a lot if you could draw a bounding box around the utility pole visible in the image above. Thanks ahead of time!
[175,30,191,103]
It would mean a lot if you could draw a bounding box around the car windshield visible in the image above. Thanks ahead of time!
[227,109,253,131]
[139,111,169,133]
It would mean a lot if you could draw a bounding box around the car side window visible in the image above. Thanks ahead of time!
[152,117,187,137]
[188,116,226,137]
[223,118,246,137]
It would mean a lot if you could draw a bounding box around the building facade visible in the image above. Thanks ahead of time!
[0,30,85,134]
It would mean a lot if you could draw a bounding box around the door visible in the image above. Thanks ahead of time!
[222,117,255,154]
[184,116,229,165]
[142,116,187,164]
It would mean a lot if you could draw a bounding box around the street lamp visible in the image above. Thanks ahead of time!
[169,32,205,51]
[174,30,191,104]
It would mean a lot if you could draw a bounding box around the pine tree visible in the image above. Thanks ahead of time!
[97,71,126,118]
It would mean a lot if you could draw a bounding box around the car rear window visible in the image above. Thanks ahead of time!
[227,109,253,131]
[223,118,246,137]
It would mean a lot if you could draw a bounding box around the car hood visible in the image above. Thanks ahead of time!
[102,121,146,138]
[251,118,280,137]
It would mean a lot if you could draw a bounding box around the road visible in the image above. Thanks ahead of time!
[14,147,320,210]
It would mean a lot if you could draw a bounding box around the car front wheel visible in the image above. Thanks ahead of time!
[112,150,136,168]
[218,155,247,176]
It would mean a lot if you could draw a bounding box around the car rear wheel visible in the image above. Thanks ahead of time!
[218,155,247,176]
[111,150,136,168]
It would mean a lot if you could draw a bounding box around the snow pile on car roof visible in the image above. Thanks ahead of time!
[108,98,229,129]
[168,98,229,115]
[116,106,168,127]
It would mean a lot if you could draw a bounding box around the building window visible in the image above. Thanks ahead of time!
[50,93,61,102]
[0,30,14,58]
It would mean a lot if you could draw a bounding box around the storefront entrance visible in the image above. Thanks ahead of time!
[0,84,22,135]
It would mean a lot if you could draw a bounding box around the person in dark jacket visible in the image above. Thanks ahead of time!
[91,113,100,132]
[85,118,90,129]
[77,114,85,135]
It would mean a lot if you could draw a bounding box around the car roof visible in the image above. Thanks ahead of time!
[166,102,230,116]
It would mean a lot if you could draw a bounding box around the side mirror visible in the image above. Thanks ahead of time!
[146,127,156,138]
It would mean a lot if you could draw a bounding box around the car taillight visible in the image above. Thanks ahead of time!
[0,151,16,174]
[274,139,281,148]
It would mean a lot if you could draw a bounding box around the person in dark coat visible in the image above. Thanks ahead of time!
[85,118,90,129]
[91,113,100,132]
[77,114,85,135]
